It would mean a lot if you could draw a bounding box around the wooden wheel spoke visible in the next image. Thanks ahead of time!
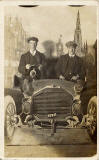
[89,106,93,114]
[90,125,95,135]
[6,103,15,115]
[92,122,96,127]
[6,120,11,126]
[6,115,10,121]
[92,107,96,115]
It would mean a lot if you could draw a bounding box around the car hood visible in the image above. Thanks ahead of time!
[32,79,75,97]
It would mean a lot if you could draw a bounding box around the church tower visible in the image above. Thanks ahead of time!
[56,35,63,57]
[74,10,82,56]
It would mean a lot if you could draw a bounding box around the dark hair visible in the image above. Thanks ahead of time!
[27,37,38,43]
[65,41,77,48]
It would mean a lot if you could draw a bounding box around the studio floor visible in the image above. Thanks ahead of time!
[5,126,97,157]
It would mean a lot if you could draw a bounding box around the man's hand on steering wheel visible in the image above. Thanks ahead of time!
[25,64,41,80]
[26,64,31,70]
[38,64,43,70]
[59,75,65,80]
[71,75,79,81]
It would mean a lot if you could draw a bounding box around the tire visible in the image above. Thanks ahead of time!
[87,96,97,142]
[4,95,17,142]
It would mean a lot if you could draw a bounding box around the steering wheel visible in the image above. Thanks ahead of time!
[29,65,41,80]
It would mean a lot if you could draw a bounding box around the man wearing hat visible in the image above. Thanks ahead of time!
[55,41,85,82]
[18,37,46,123]
[18,37,45,80]
[18,37,46,96]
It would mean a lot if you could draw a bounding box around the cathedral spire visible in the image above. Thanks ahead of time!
[76,10,80,30]
[74,10,82,56]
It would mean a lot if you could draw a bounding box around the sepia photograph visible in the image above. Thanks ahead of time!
[4,3,97,158]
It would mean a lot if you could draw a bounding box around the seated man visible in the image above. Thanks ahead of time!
[18,36,45,96]
[55,41,85,83]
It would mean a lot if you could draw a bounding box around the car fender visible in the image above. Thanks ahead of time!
[4,88,24,114]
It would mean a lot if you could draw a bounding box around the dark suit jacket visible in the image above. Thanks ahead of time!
[18,50,45,78]
[55,54,85,81]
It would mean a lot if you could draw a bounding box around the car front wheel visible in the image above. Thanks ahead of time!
[5,95,17,142]
[87,96,97,141]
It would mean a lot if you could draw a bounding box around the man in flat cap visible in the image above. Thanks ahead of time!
[18,37,46,123]
[18,37,45,80]
[18,37,46,96]
[55,41,85,82]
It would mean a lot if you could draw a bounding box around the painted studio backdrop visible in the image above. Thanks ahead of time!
[4,5,96,88]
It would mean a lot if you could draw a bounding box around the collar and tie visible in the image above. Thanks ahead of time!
[68,54,75,58]
[30,50,36,56]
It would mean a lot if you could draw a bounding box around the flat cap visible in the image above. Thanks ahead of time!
[27,37,38,43]
[65,41,77,48]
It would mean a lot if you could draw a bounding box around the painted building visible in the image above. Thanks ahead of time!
[4,16,28,88]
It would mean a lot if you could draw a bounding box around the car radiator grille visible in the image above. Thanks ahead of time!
[33,88,73,119]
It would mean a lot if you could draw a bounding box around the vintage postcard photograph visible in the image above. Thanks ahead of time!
[4,2,97,158]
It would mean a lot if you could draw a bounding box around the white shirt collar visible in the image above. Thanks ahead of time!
[69,54,75,58]
[30,50,36,56]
